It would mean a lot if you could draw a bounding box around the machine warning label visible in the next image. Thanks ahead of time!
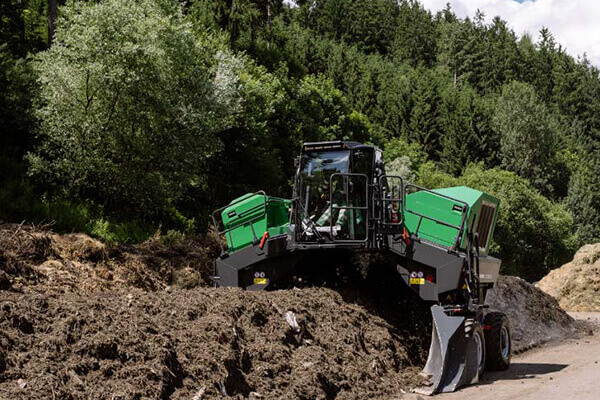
[254,271,267,285]
[409,271,425,285]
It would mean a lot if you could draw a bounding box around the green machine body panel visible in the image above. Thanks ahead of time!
[404,186,500,253]
[220,193,291,253]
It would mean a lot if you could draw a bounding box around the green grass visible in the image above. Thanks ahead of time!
[0,181,157,243]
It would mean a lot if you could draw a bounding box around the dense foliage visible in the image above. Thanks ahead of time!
[2,0,600,279]
[31,0,237,220]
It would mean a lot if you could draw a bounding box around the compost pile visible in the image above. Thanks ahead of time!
[537,243,600,312]
[0,223,592,399]
[486,276,589,352]
[0,223,217,293]
[0,224,429,399]
[0,287,428,399]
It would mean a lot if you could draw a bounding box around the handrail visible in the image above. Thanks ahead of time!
[329,172,369,244]
[378,174,404,226]
[291,195,325,242]
[403,183,470,249]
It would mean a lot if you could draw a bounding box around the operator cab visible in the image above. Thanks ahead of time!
[294,141,380,244]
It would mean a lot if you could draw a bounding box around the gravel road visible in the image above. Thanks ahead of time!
[436,313,600,400]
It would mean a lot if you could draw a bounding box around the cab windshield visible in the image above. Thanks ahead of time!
[300,150,350,227]
[298,149,367,241]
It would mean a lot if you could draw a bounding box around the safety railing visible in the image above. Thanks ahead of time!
[378,175,404,227]
[329,172,369,243]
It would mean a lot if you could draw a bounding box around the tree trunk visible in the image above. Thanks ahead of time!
[18,0,26,51]
[229,0,238,50]
[47,0,58,46]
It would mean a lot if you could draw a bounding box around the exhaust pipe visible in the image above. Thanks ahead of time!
[415,305,481,395]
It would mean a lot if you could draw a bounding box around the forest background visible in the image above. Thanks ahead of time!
[2,0,600,281]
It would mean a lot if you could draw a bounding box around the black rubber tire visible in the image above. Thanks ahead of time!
[465,319,486,378]
[483,312,511,371]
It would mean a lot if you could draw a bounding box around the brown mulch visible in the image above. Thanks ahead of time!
[0,287,424,400]
[0,223,218,294]
[537,243,600,312]
[486,276,592,352]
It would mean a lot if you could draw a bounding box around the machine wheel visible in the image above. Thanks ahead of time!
[483,312,511,371]
[465,319,486,378]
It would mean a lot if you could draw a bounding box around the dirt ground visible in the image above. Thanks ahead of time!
[437,312,600,400]
[0,224,593,399]
[537,243,600,312]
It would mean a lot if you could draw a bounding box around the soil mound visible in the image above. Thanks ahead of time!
[0,224,593,398]
[0,223,218,293]
[0,287,424,400]
[485,276,588,352]
[537,244,600,312]
[0,242,431,399]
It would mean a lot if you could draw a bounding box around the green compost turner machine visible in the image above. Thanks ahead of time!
[212,141,511,394]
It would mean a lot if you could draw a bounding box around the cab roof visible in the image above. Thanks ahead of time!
[302,141,378,152]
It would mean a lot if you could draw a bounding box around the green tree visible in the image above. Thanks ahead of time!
[532,27,556,103]
[0,0,47,56]
[480,16,519,93]
[196,0,285,50]
[566,149,600,244]
[281,74,374,145]
[404,68,445,159]
[29,0,239,220]
[443,13,487,92]
[370,61,412,137]
[0,45,38,217]
[392,0,437,67]
[552,55,600,133]
[303,0,398,55]
[493,81,557,195]
[0,45,37,163]
[439,84,497,175]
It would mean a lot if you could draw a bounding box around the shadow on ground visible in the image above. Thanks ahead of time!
[480,362,568,383]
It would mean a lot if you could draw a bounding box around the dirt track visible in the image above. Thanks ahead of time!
[437,313,600,400]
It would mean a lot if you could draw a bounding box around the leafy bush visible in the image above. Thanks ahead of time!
[385,156,416,182]
[0,181,155,243]
[383,137,428,169]
[88,218,154,244]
